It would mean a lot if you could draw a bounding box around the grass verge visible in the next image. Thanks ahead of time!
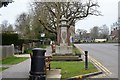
[72,44,82,55]
[0,56,28,65]
[51,61,98,79]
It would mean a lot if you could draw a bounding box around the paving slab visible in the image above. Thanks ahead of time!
[47,69,61,80]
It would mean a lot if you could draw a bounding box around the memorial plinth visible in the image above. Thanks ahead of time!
[56,45,72,55]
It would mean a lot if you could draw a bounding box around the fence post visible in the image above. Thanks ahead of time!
[11,44,14,55]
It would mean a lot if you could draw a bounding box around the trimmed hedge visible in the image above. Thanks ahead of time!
[2,32,19,45]
[1,32,40,46]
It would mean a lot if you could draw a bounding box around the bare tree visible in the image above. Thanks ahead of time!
[7,24,14,32]
[1,20,8,31]
[76,29,87,40]
[1,20,14,32]
[90,26,99,39]
[99,24,109,39]
[31,1,101,37]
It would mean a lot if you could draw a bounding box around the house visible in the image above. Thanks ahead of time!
[109,1,120,42]
[110,27,120,42]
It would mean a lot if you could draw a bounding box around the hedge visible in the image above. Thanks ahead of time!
[1,32,40,45]
[2,32,19,45]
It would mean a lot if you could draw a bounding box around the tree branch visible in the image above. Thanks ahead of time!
[38,19,57,34]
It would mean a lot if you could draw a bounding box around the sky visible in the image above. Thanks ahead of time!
[0,0,120,32]
[0,0,30,24]
[75,0,119,32]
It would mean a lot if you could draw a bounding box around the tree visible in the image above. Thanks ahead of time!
[31,1,101,38]
[99,24,109,39]
[30,11,45,39]
[14,12,55,40]
[76,29,87,40]
[0,0,13,8]
[1,20,14,32]
[90,25,109,39]
[15,13,32,39]
[90,26,99,39]
[7,24,14,32]
[111,21,119,30]
[1,20,8,32]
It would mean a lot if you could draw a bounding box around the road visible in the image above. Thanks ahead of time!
[74,43,119,78]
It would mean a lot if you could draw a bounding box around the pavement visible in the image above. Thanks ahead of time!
[0,46,61,80]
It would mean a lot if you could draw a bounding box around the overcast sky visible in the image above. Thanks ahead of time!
[0,0,30,24]
[0,0,119,32]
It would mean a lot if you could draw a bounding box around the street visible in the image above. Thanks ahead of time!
[74,43,119,78]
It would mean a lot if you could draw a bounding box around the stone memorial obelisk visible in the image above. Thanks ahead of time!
[56,16,72,55]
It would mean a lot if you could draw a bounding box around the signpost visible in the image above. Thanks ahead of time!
[41,33,45,45]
